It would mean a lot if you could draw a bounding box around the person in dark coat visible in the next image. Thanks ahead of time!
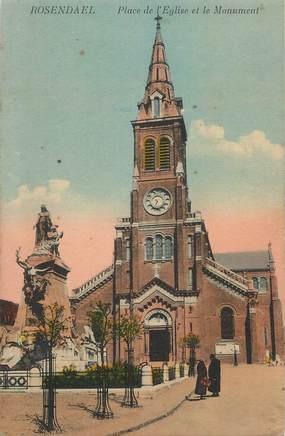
[208,354,221,397]
[194,360,207,400]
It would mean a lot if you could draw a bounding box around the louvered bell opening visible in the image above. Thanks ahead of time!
[159,137,171,170]
[144,139,155,171]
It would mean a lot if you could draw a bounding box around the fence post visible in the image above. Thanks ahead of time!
[141,364,153,386]
[29,366,42,391]
[175,362,180,379]
[162,363,169,383]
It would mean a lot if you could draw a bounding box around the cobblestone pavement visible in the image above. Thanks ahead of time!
[0,365,284,436]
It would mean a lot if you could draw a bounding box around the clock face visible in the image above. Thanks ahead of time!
[143,188,172,215]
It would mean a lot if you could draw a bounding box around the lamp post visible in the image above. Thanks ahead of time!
[121,222,139,408]
[268,243,276,362]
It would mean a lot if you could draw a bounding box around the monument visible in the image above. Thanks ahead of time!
[0,206,93,370]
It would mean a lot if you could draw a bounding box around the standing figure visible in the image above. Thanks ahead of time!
[34,205,52,246]
[46,226,64,257]
[233,345,238,366]
[194,360,208,400]
[208,353,221,397]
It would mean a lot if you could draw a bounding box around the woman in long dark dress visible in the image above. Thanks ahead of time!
[194,360,207,400]
[208,354,221,397]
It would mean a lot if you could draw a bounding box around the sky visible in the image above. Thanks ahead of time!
[0,0,284,306]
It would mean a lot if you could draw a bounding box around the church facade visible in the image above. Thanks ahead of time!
[70,19,284,365]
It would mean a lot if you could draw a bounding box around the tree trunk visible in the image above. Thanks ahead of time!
[47,346,55,429]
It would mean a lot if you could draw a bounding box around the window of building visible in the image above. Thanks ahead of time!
[252,276,268,292]
[125,238,130,261]
[155,234,163,259]
[144,138,155,171]
[188,268,193,288]
[156,68,159,81]
[164,236,173,259]
[187,235,193,259]
[153,97,160,117]
[221,307,235,340]
[259,277,267,292]
[146,237,154,261]
[159,137,171,170]
[144,234,173,261]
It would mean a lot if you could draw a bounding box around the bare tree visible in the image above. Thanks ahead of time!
[117,315,141,408]
[88,301,114,418]
[36,303,70,432]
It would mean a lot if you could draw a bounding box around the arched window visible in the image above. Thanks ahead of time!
[221,307,235,340]
[144,138,155,171]
[165,236,173,259]
[144,235,174,261]
[145,238,153,261]
[252,277,258,290]
[153,97,160,117]
[155,234,163,260]
[260,277,267,292]
[159,137,171,170]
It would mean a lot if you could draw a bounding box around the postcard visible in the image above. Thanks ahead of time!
[0,1,284,435]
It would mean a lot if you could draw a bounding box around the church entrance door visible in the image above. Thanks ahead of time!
[149,329,170,361]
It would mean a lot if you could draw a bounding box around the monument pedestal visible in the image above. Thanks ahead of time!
[1,253,84,370]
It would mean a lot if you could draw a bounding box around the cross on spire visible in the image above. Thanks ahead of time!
[155,14,162,30]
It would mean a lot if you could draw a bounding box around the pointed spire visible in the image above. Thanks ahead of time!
[147,15,172,90]
[137,16,183,120]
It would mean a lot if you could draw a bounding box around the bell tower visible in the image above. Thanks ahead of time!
[114,16,191,295]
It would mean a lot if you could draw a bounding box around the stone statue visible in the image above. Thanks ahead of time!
[16,248,50,317]
[34,205,53,246]
[46,226,64,257]
[33,206,63,257]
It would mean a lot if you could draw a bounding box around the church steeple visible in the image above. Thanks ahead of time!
[137,16,183,121]
[146,15,172,90]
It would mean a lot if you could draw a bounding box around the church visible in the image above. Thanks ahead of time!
[70,18,284,365]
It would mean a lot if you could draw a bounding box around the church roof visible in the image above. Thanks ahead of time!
[214,251,271,272]
[136,276,198,298]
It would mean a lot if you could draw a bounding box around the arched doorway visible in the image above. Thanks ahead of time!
[144,310,172,362]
